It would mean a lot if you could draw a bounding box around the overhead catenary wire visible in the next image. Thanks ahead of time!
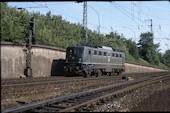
[32,2,111,32]
[110,2,144,29]
[110,2,169,40]
[118,2,170,22]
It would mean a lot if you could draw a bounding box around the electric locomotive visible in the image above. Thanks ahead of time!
[64,44,125,77]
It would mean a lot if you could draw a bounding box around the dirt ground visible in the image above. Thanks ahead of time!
[93,78,170,112]
[130,88,170,112]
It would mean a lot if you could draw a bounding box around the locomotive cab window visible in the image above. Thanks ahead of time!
[88,50,91,55]
[116,54,118,57]
[112,53,115,57]
[99,51,102,55]
[94,50,97,55]
[66,48,83,58]
[103,52,107,56]
[75,48,83,56]
[120,54,122,57]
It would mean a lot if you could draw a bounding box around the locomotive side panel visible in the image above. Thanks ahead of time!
[82,47,125,74]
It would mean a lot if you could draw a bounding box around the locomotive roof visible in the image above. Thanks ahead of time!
[68,44,124,54]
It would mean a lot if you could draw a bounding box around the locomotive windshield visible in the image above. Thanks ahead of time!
[66,47,83,63]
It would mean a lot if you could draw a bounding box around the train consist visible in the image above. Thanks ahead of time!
[64,44,125,77]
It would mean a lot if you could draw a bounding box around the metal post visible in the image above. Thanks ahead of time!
[24,16,35,77]
[145,19,153,34]
[151,19,153,33]
[83,1,88,44]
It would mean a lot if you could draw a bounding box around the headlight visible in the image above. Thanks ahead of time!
[78,58,81,63]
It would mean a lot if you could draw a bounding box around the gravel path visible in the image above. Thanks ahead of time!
[1,76,122,110]
[93,78,170,112]
[130,88,170,112]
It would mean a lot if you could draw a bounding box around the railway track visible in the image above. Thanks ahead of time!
[2,72,170,113]
[2,72,167,100]
[1,76,121,88]
[1,76,84,85]
[2,72,166,88]
[1,76,123,101]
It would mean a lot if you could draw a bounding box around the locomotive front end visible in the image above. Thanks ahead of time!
[64,46,84,75]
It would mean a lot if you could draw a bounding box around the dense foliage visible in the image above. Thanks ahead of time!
[1,2,29,44]
[162,50,170,67]
[1,2,169,68]
[138,32,160,65]
[125,38,140,59]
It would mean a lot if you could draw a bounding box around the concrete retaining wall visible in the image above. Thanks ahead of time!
[1,43,66,79]
[125,63,165,73]
[1,45,25,79]
[0,43,167,79]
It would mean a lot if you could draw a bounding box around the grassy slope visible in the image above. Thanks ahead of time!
[125,53,170,70]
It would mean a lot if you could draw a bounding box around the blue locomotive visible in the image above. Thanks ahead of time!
[64,44,125,77]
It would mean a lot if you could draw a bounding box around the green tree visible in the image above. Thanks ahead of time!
[162,50,170,67]
[158,52,164,63]
[125,39,139,59]
[138,32,160,65]
[1,2,29,44]
[105,31,127,52]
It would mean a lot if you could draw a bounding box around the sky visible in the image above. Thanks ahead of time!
[8,1,170,54]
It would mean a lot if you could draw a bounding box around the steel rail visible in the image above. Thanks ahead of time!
[59,75,170,112]
[1,76,121,88]
[2,72,167,88]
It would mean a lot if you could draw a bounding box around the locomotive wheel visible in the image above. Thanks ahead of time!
[107,73,111,76]
[83,72,87,78]
[98,70,102,76]
[83,70,90,78]
[111,72,115,76]
[96,70,102,77]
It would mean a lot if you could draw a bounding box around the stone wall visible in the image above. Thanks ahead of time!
[1,43,66,79]
[125,63,165,73]
[1,45,25,79]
